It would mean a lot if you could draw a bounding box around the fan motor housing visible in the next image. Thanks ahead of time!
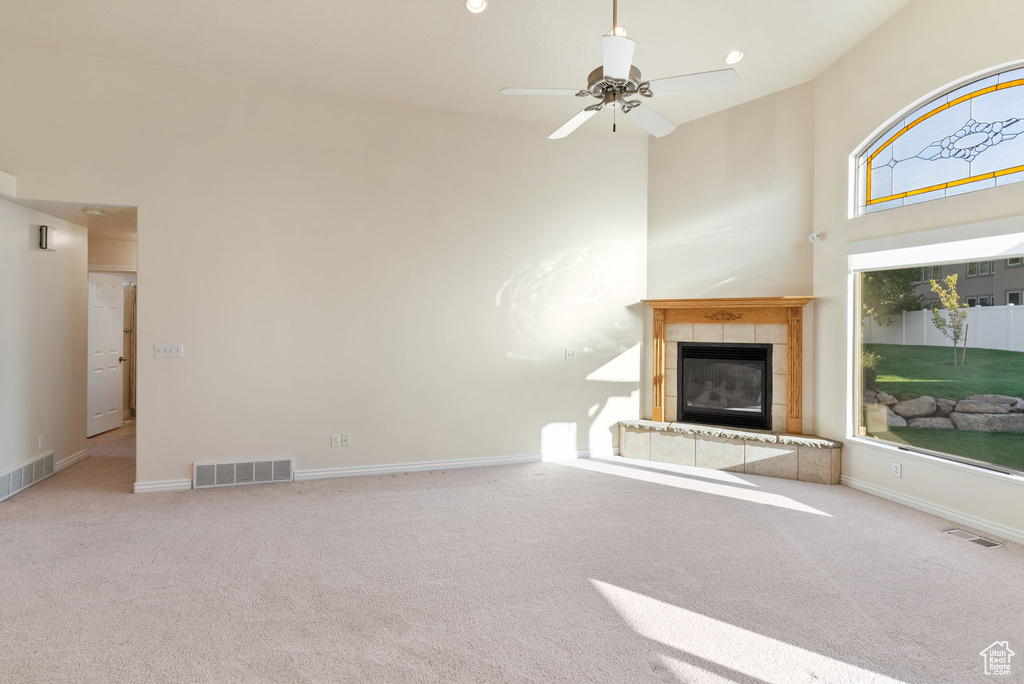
[586,65,643,97]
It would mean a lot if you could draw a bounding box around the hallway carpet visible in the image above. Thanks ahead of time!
[1,452,1021,683]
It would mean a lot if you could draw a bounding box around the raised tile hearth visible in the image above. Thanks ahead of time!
[617,420,842,485]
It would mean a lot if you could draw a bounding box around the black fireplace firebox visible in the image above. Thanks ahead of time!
[677,342,772,430]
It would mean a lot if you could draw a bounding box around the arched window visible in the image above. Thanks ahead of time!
[855,63,1024,215]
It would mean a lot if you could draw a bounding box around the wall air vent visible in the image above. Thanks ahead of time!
[192,458,293,489]
[0,452,56,503]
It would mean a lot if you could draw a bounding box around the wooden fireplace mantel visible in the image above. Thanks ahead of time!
[645,296,814,433]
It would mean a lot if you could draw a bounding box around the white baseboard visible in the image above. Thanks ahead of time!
[134,479,192,493]
[294,453,542,482]
[55,449,89,472]
[841,475,1024,547]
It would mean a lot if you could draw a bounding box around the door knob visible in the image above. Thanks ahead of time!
[119,357,127,363]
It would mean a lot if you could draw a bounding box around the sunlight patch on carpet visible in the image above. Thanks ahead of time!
[592,580,905,684]
[558,459,831,516]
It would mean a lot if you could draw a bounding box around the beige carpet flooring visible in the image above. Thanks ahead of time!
[1,435,1022,683]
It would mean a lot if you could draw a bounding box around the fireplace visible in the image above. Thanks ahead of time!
[677,342,772,430]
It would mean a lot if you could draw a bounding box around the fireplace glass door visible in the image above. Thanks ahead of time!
[678,343,772,430]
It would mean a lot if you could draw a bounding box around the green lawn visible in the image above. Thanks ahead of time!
[864,343,1024,401]
[871,428,1024,472]
[864,344,1024,471]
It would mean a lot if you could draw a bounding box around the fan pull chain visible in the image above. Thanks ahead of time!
[613,107,617,133]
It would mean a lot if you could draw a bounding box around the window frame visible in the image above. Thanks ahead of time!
[917,265,941,282]
[848,225,1024,478]
[967,260,995,277]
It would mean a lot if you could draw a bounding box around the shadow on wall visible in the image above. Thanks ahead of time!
[496,245,644,457]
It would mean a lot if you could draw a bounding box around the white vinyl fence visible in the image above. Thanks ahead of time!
[863,305,1024,352]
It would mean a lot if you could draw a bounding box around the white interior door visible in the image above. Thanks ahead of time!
[87,273,125,437]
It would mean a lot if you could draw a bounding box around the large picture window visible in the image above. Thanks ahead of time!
[855,63,1024,215]
[858,252,1024,475]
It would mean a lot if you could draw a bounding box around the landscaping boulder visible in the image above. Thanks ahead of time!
[966,394,1023,405]
[875,392,898,407]
[892,396,936,419]
[886,407,907,428]
[863,389,877,404]
[954,400,1010,414]
[949,412,1024,433]
[907,417,955,430]
[933,398,956,417]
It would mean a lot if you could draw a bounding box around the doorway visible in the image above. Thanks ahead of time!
[84,210,138,491]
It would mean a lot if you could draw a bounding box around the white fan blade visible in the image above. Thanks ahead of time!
[625,103,676,138]
[549,108,599,140]
[602,35,635,81]
[501,88,581,96]
[647,69,738,97]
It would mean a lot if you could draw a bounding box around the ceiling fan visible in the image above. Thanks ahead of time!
[500,0,739,139]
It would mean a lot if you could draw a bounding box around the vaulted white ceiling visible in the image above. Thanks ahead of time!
[0,0,910,134]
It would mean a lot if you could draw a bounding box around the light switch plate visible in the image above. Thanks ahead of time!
[155,344,184,358]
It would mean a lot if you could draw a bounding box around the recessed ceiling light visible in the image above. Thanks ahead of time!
[724,50,744,65]
[466,0,486,13]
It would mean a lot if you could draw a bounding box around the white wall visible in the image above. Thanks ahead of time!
[0,44,647,484]
[644,82,816,421]
[0,197,88,476]
[813,0,1024,538]
[88,238,137,268]
[647,82,815,299]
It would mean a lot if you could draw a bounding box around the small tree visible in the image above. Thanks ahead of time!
[929,274,970,365]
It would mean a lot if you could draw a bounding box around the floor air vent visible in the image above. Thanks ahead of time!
[945,529,1003,548]
[1,452,56,503]
[193,458,293,489]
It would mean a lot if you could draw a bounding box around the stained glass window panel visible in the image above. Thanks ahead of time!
[857,64,1024,215]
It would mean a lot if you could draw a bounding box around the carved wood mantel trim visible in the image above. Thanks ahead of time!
[644,297,814,433]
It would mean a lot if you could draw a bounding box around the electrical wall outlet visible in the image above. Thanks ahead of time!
[38,435,44,450]
[331,434,342,448]
[341,433,351,447]
[154,344,184,358]
[564,348,578,360]
[892,463,902,478]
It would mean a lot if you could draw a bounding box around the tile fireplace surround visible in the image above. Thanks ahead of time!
[618,296,843,484]
[646,297,813,432]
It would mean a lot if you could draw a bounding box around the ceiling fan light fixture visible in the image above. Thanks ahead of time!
[500,0,740,139]
[724,49,744,65]
[465,0,486,13]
